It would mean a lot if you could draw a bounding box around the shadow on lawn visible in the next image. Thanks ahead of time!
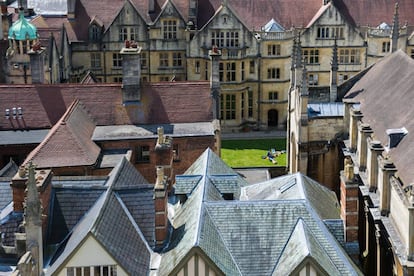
[221,139,286,151]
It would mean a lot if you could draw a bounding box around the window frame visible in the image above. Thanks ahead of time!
[267,67,280,79]
[112,53,122,68]
[159,53,169,67]
[267,44,281,56]
[136,145,150,163]
[163,20,177,40]
[119,27,128,42]
[90,53,101,69]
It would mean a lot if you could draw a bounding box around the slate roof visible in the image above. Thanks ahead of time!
[0,159,18,178]
[160,149,361,275]
[0,82,212,131]
[46,157,154,275]
[92,122,216,141]
[344,50,414,186]
[273,218,341,275]
[241,173,340,220]
[0,129,49,146]
[23,99,101,168]
[308,103,345,118]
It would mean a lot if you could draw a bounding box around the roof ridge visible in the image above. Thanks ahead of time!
[198,206,243,275]
[23,99,80,166]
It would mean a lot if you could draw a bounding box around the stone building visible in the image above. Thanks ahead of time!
[341,50,414,275]
[0,43,221,182]
[2,0,414,131]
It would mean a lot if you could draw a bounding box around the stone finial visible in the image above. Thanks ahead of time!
[157,127,164,145]
[391,2,399,52]
[155,166,165,190]
[344,157,354,180]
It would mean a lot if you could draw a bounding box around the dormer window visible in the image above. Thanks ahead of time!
[163,20,177,40]
[89,24,101,41]
[223,16,228,24]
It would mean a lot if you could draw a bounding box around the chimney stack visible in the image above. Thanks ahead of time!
[154,166,168,249]
[28,42,45,84]
[209,46,222,120]
[67,0,76,19]
[154,127,174,189]
[120,42,142,105]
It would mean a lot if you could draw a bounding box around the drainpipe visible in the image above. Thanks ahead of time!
[256,39,262,129]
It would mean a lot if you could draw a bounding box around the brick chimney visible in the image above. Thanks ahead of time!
[340,156,359,245]
[154,166,168,249]
[11,165,52,229]
[28,42,45,84]
[120,41,142,105]
[209,46,222,120]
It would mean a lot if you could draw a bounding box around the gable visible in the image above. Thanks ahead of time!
[304,3,364,44]
[155,0,186,23]
[57,234,128,276]
[103,0,147,41]
[169,247,225,276]
[288,257,330,276]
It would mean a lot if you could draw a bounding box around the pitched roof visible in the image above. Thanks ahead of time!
[273,218,340,275]
[161,149,361,275]
[0,81,212,131]
[241,173,341,220]
[345,50,414,185]
[46,157,153,275]
[23,99,101,168]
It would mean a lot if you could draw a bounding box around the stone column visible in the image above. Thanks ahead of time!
[378,158,397,216]
[357,123,373,171]
[209,46,222,120]
[367,140,384,191]
[349,109,363,151]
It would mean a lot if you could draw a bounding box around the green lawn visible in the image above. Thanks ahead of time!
[221,138,287,167]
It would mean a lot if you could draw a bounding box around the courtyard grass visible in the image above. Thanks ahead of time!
[221,138,287,167]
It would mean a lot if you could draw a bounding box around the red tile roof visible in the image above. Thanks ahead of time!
[17,0,414,43]
[0,81,213,130]
[23,99,101,168]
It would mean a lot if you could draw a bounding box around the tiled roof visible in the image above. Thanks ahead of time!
[174,175,202,194]
[161,149,360,275]
[0,82,212,131]
[46,157,154,275]
[92,122,216,141]
[23,100,101,168]
[0,129,49,145]
[242,173,341,220]
[0,159,18,177]
[46,187,105,245]
[273,218,341,275]
[64,0,414,37]
[0,181,12,211]
[345,50,414,185]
